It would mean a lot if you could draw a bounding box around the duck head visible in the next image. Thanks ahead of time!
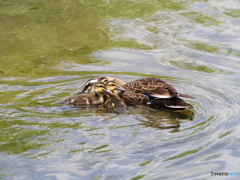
[81,77,108,93]
[94,81,107,96]
[80,76,126,94]
[106,81,126,93]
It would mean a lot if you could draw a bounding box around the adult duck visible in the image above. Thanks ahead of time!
[119,77,194,110]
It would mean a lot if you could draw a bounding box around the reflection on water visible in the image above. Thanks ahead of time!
[1,0,240,179]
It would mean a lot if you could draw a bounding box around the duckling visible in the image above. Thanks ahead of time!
[60,82,107,105]
[80,77,108,94]
[103,81,127,111]
[119,77,194,110]
[80,76,126,94]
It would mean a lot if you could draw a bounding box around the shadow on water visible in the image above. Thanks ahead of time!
[67,103,195,130]
[137,108,194,130]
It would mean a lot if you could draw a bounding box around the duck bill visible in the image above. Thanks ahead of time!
[117,86,126,91]
[105,88,112,93]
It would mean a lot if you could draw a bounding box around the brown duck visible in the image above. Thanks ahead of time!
[119,77,194,110]
[60,82,107,105]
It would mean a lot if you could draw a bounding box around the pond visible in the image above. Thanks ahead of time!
[0,0,240,179]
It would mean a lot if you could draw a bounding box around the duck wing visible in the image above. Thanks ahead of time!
[123,77,194,99]
[120,89,149,105]
[123,78,179,99]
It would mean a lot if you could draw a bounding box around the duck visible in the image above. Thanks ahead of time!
[118,77,194,110]
[80,76,126,94]
[103,81,127,111]
[59,81,107,105]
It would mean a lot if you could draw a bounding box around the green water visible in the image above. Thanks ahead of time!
[1,0,240,179]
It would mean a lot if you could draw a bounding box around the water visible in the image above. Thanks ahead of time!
[1,0,240,179]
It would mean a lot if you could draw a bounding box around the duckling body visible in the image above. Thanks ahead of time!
[104,94,127,111]
[103,81,126,111]
[60,82,107,105]
[119,78,193,109]
[60,94,104,105]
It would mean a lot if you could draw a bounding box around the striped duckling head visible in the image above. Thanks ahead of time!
[106,80,125,93]
[94,81,107,96]
[81,77,109,93]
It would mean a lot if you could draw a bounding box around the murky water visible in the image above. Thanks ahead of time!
[1,0,240,179]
